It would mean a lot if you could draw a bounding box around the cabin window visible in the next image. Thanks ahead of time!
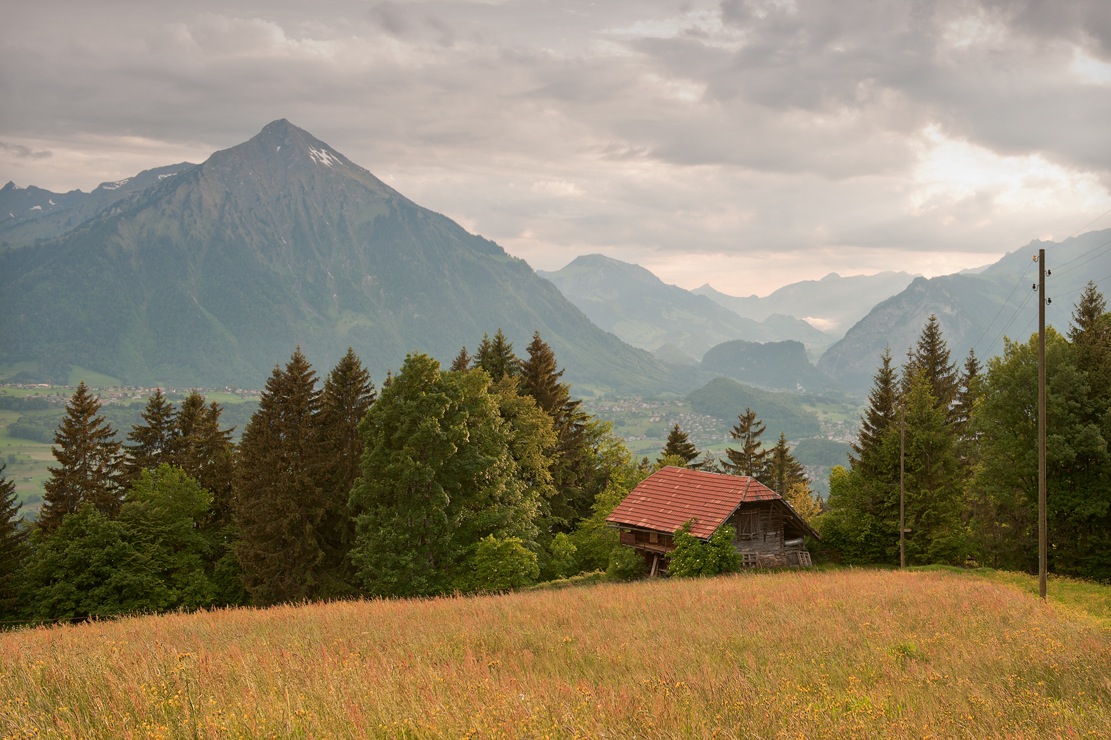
[735,512,758,540]
[649,531,659,544]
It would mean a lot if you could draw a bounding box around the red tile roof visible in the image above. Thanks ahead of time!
[606,466,782,540]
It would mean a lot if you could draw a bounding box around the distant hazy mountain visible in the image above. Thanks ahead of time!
[0,120,683,394]
[0,163,197,247]
[695,271,917,337]
[700,339,836,392]
[539,254,826,360]
[818,230,1111,395]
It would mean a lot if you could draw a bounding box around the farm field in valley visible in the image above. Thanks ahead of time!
[2,568,1109,738]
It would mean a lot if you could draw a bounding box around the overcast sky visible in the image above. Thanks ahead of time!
[2,0,1110,294]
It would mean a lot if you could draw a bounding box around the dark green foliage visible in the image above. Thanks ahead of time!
[816,465,896,564]
[970,329,1111,579]
[349,353,541,597]
[0,463,28,620]
[850,348,899,478]
[764,433,808,494]
[687,377,821,439]
[124,388,175,484]
[118,465,215,611]
[315,348,376,598]
[899,369,969,565]
[234,349,328,605]
[25,505,157,622]
[700,339,834,392]
[39,382,124,533]
[668,523,741,578]
[660,423,700,467]
[568,447,650,573]
[605,545,645,581]
[467,535,540,593]
[544,532,578,580]
[903,315,959,417]
[519,332,601,529]
[1069,281,1111,405]
[724,408,768,478]
[474,329,520,382]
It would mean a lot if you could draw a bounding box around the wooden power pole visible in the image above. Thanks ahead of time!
[900,403,905,569]
[1037,249,1048,601]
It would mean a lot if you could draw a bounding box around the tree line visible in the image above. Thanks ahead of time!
[0,332,689,624]
[819,282,1111,581]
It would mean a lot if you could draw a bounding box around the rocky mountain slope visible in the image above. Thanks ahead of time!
[0,120,683,394]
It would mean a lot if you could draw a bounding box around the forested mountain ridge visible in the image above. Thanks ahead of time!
[0,120,682,394]
[539,254,827,361]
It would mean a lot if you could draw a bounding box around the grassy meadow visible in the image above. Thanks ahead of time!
[3,568,1110,738]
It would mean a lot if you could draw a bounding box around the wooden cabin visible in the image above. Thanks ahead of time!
[606,466,819,576]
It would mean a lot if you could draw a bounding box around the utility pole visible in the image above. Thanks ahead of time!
[1036,249,1048,601]
[900,402,906,569]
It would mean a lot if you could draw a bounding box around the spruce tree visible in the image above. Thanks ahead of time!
[901,367,968,565]
[124,388,175,483]
[170,392,236,503]
[764,433,808,494]
[450,347,471,372]
[474,329,520,381]
[39,382,124,533]
[660,423,700,467]
[850,348,900,477]
[235,349,326,605]
[904,315,959,417]
[724,407,768,478]
[316,348,376,597]
[519,332,595,528]
[1069,282,1111,405]
[0,463,28,620]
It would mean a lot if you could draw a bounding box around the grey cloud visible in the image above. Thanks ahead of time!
[0,143,52,159]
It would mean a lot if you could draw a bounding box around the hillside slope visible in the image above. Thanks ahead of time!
[2,569,1108,737]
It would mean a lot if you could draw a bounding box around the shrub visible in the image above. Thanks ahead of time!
[669,523,741,578]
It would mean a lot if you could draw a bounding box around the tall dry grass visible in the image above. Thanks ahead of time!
[2,569,1109,738]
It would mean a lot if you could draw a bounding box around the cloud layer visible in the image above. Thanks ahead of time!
[3,0,1109,291]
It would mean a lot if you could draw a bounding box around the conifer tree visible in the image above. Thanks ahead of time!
[39,382,124,533]
[850,348,900,477]
[953,349,983,468]
[235,349,326,605]
[724,407,768,478]
[901,368,968,565]
[316,348,376,597]
[519,332,596,528]
[1069,281,1111,404]
[450,347,471,372]
[124,388,175,483]
[660,423,700,467]
[170,392,237,536]
[764,433,808,494]
[0,463,28,620]
[473,329,520,381]
[904,315,959,417]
